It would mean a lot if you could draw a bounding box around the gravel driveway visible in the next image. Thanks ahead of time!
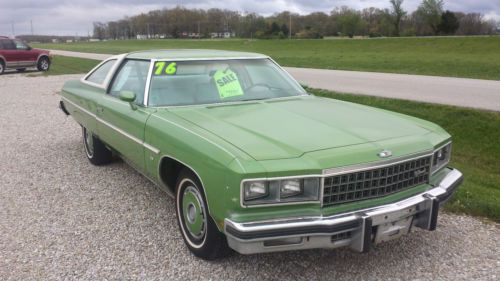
[0,74,499,280]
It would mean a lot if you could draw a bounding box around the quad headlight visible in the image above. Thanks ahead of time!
[431,142,452,174]
[242,177,320,206]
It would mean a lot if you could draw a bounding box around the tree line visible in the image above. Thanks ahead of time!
[93,0,498,40]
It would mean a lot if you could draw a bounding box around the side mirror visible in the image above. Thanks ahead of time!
[119,91,136,102]
[119,91,137,110]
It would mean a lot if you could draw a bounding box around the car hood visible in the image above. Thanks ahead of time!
[164,96,432,160]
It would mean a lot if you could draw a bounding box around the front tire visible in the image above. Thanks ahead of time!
[175,169,230,260]
[82,126,112,165]
[0,60,5,75]
[37,57,50,71]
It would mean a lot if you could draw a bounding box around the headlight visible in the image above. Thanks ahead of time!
[280,179,303,198]
[243,181,269,200]
[431,142,452,173]
[242,177,320,206]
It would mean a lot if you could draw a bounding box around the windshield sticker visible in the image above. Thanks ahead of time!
[213,69,244,99]
[154,62,177,76]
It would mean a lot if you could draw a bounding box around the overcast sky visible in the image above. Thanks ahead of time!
[1,0,499,36]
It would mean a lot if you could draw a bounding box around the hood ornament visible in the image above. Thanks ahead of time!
[378,149,392,158]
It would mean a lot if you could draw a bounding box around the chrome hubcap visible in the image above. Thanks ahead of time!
[41,60,49,70]
[182,185,206,240]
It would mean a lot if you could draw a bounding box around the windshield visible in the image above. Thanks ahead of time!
[148,59,306,106]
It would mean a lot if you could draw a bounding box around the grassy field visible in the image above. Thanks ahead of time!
[34,36,500,80]
[42,56,99,75]
[311,89,500,222]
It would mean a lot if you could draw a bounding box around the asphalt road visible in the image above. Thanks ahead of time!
[0,73,499,280]
[50,49,500,111]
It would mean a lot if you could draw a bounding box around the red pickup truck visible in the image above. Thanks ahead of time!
[0,36,51,74]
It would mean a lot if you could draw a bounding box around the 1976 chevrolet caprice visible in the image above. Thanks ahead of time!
[60,50,463,260]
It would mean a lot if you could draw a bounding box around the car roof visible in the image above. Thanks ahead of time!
[125,49,268,60]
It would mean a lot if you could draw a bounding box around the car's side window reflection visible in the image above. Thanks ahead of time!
[109,59,150,105]
[14,40,29,50]
[85,59,116,85]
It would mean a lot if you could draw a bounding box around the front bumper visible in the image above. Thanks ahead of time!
[224,168,462,254]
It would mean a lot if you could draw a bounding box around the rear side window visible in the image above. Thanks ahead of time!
[0,39,16,50]
[85,59,116,85]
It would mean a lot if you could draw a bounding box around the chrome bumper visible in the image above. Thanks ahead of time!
[224,168,462,254]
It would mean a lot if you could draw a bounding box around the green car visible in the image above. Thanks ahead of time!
[60,49,462,260]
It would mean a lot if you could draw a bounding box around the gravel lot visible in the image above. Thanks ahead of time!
[0,74,499,280]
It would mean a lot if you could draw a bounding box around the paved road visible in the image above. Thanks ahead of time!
[1,73,499,280]
[50,49,500,111]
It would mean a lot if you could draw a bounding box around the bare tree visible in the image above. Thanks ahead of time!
[390,0,407,36]
[417,0,444,35]
[92,22,106,40]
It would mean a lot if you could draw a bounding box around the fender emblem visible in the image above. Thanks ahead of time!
[377,149,392,158]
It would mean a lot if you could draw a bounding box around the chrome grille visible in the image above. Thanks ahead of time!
[322,156,432,206]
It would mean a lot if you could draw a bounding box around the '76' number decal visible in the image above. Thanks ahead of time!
[154,62,177,76]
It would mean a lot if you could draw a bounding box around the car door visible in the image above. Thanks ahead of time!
[0,39,18,67]
[97,59,152,172]
[13,40,34,66]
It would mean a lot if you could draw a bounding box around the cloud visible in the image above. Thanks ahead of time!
[0,0,498,36]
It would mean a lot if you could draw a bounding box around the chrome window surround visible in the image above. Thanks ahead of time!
[80,54,126,89]
[240,144,452,208]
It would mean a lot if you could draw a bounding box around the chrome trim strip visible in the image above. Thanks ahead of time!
[152,95,308,109]
[144,59,155,106]
[143,142,160,155]
[61,96,96,118]
[268,57,307,93]
[322,150,433,176]
[61,96,160,155]
[152,56,269,62]
[96,116,142,145]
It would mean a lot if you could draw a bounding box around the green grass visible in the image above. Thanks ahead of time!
[311,88,500,222]
[43,55,99,75]
[34,36,500,80]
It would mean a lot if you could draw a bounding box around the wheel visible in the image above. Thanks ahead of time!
[175,169,230,260]
[82,126,112,165]
[0,60,4,75]
[17,68,26,72]
[37,57,50,71]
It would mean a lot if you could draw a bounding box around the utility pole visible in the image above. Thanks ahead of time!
[289,13,292,39]
[30,20,34,35]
